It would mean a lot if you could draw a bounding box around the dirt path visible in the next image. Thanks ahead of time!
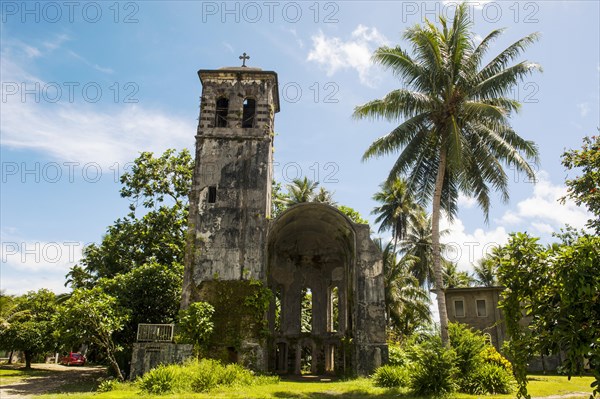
[0,363,107,398]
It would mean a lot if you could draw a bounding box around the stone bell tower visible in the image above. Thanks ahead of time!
[181,59,279,369]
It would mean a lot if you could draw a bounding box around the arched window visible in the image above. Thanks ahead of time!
[242,98,256,128]
[215,97,229,127]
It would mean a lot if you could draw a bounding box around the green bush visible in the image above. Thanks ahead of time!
[387,343,410,366]
[481,345,513,374]
[138,358,279,394]
[462,362,515,394]
[138,364,175,394]
[373,365,409,388]
[408,335,458,396]
[448,323,486,376]
[97,379,119,392]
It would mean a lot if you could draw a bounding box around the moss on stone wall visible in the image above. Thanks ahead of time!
[197,280,272,364]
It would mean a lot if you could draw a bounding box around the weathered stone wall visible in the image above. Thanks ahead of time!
[266,204,387,376]
[195,280,269,370]
[352,223,388,375]
[129,343,193,379]
[445,287,506,350]
[182,69,278,306]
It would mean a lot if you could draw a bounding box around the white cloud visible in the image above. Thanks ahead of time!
[67,50,114,74]
[440,215,509,273]
[307,25,388,87]
[0,274,70,295]
[1,240,83,273]
[496,171,591,232]
[458,194,477,208]
[577,102,590,117]
[1,40,194,167]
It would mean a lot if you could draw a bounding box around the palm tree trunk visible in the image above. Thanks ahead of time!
[432,147,450,346]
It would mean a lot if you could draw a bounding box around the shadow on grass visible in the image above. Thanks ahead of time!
[270,389,433,399]
[0,365,106,396]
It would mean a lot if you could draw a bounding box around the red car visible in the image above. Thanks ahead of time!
[60,352,86,366]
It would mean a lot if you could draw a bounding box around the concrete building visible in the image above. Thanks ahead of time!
[444,286,506,350]
[180,63,388,376]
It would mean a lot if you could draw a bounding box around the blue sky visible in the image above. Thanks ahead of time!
[1,1,598,296]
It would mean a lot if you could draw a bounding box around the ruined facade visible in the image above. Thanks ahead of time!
[181,65,387,375]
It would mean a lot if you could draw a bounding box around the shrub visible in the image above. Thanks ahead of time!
[481,345,513,374]
[373,365,409,388]
[388,343,410,366]
[409,335,458,396]
[448,322,486,376]
[97,379,119,392]
[463,363,515,394]
[138,364,175,394]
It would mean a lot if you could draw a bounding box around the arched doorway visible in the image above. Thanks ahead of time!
[266,203,356,375]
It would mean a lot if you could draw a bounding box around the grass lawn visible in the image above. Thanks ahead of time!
[35,374,595,399]
[0,367,53,386]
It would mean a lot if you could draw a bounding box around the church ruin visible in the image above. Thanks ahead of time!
[180,62,388,376]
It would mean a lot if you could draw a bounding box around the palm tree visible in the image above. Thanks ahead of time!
[313,186,337,205]
[372,178,422,252]
[443,262,475,288]
[473,255,498,287]
[354,4,540,344]
[398,210,448,289]
[284,177,319,205]
[376,239,431,338]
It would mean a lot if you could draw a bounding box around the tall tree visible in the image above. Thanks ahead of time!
[354,4,540,344]
[0,289,57,369]
[443,262,475,288]
[55,288,129,381]
[376,239,431,338]
[67,149,193,283]
[283,177,320,205]
[398,210,448,288]
[561,134,600,234]
[472,255,498,287]
[372,178,422,252]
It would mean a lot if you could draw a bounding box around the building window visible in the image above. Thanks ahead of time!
[476,299,487,317]
[207,186,217,203]
[242,98,256,128]
[215,97,229,127]
[454,299,465,318]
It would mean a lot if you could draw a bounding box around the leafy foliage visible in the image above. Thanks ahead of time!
[496,232,600,398]
[372,365,409,388]
[67,149,192,284]
[561,135,600,233]
[463,362,515,394]
[372,178,422,246]
[137,358,279,394]
[376,239,431,339]
[473,255,499,287]
[443,263,475,288]
[138,364,176,394]
[273,177,369,224]
[448,323,486,377]
[100,261,183,345]
[0,289,57,369]
[408,335,458,396]
[55,288,129,380]
[177,302,215,351]
[337,205,368,224]
[61,149,192,373]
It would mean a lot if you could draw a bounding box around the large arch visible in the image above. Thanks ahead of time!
[266,203,356,375]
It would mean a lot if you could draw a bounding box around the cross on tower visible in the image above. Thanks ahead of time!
[239,52,250,67]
